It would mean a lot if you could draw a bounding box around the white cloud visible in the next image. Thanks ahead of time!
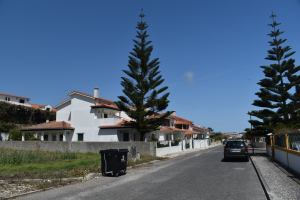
[184,71,194,85]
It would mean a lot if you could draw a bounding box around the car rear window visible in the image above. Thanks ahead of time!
[226,141,245,148]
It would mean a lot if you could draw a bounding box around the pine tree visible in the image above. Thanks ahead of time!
[115,10,173,141]
[248,12,300,136]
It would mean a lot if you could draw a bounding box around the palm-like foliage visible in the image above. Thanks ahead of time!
[115,11,173,140]
[248,12,300,136]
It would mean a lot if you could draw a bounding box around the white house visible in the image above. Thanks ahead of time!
[0,92,55,111]
[20,88,139,142]
[19,88,201,143]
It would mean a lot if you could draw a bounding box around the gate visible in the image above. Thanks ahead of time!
[185,139,190,149]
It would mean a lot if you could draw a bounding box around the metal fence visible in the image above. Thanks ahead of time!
[289,133,300,152]
[275,134,286,148]
[266,135,271,145]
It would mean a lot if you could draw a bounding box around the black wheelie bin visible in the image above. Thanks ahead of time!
[99,149,129,177]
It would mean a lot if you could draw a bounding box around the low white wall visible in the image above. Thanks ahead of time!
[193,140,207,149]
[156,145,182,156]
[288,153,300,174]
[266,146,272,157]
[274,148,288,166]
[0,133,9,141]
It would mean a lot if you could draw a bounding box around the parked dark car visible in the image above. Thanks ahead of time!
[224,140,249,162]
[223,140,228,145]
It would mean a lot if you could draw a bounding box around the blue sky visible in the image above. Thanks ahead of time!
[1,0,300,133]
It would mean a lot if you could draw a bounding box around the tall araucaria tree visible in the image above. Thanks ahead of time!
[115,10,173,141]
[247,12,300,136]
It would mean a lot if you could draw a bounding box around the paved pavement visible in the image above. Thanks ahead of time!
[17,145,266,200]
[251,151,300,200]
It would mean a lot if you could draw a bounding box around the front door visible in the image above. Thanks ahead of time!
[123,132,129,141]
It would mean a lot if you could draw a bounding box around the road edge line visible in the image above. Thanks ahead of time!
[250,156,272,200]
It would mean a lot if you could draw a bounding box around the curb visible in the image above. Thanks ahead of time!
[250,156,272,200]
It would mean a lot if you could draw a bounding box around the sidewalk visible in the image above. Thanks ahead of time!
[161,144,222,158]
[251,154,300,200]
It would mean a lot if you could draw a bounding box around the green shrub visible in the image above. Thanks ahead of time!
[8,129,34,141]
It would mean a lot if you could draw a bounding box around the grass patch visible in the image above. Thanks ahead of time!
[0,148,165,181]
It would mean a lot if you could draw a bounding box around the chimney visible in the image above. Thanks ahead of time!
[173,111,176,116]
[94,88,99,98]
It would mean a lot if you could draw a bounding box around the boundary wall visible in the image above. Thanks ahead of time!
[266,134,300,174]
[0,141,156,156]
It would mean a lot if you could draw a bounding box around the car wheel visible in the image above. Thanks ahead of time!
[246,157,249,162]
[223,157,227,162]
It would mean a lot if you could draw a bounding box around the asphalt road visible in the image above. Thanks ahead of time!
[17,146,267,200]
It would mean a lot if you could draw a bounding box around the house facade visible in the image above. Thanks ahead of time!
[0,92,54,111]
[19,88,205,143]
[20,88,139,142]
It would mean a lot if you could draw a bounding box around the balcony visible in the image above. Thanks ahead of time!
[95,117,122,126]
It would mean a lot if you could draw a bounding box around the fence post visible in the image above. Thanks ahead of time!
[285,134,289,167]
[271,135,275,158]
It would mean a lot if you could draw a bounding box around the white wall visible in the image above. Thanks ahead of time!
[156,143,182,156]
[0,93,31,106]
[1,133,9,141]
[274,148,288,166]
[98,129,119,141]
[288,153,300,174]
[56,100,72,122]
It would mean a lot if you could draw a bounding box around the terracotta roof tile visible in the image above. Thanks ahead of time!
[91,102,120,110]
[173,115,193,124]
[159,126,185,132]
[147,113,176,119]
[99,119,132,128]
[20,121,74,130]
[185,130,200,135]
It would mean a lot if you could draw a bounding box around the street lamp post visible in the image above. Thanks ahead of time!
[249,110,254,155]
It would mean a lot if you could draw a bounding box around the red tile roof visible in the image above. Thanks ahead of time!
[99,119,132,128]
[91,102,120,110]
[20,121,74,131]
[147,113,177,119]
[185,130,200,135]
[159,126,185,132]
[173,115,193,124]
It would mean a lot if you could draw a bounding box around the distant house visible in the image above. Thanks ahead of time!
[0,92,55,111]
[192,125,209,139]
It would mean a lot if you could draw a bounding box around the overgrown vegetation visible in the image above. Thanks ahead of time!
[0,101,56,133]
[7,129,35,141]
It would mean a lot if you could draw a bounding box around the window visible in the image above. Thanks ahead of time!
[52,135,56,141]
[5,97,10,102]
[44,135,48,141]
[166,135,169,140]
[78,133,84,141]
[104,113,108,118]
[46,108,50,111]
[19,99,25,104]
[60,134,63,141]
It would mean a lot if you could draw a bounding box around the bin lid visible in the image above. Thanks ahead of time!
[99,149,129,154]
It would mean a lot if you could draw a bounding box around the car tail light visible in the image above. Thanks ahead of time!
[224,147,226,152]
[245,147,248,153]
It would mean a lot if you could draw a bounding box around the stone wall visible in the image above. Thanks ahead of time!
[0,141,157,156]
